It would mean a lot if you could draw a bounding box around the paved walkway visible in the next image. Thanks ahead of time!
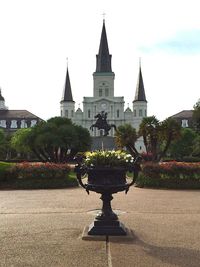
[0,186,200,267]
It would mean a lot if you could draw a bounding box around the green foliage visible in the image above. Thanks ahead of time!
[136,162,200,189]
[192,135,200,157]
[115,124,138,156]
[11,128,32,153]
[193,99,200,132]
[0,162,16,181]
[138,116,181,161]
[0,129,9,159]
[138,116,159,159]
[10,117,91,163]
[169,128,198,160]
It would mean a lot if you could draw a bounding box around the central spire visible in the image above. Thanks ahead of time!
[96,20,112,72]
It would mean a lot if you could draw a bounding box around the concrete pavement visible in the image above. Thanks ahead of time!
[0,187,200,266]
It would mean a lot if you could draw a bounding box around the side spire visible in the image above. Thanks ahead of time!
[133,60,147,102]
[0,88,5,101]
[96,20,112,72]
[61,65,74,102]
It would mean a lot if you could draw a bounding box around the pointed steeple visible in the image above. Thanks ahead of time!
[133,61,147,102]
[0,88,5,101]
[96,20,112,72]
[61,67,74,102]
[0,88,8,110]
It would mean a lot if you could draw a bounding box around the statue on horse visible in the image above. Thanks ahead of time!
[90,111,117,136]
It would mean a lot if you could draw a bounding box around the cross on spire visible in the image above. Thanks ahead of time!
[102,12,106,22]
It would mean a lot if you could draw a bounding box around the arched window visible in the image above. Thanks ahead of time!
[88,110,91,118]
[117,110,120,118]
[99,89,103,97]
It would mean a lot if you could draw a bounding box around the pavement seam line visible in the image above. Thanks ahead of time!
[106,236,112,267]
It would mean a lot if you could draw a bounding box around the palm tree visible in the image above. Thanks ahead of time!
[115,124,138,157]
[138,116,160,161]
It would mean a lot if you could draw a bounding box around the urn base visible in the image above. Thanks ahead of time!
[88,220,127,236]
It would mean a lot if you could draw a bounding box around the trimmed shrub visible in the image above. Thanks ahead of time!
[0,162,17,181]
[136,161,200,189]
[0,162,78,189]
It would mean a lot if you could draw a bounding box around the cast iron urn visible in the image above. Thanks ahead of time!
[75,153,141,236]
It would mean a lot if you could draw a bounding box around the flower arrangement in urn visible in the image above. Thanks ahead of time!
[84,150,135,170]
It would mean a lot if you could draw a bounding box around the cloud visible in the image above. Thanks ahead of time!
[139,29,200,54]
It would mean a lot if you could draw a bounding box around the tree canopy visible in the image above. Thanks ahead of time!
[11,117,91,163]
[138,116,181,161]
[193,99,200,133]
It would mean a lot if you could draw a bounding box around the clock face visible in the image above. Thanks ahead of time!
[101,103,107,110]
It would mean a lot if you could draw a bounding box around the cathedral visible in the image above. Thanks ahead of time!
[60,20,147,151]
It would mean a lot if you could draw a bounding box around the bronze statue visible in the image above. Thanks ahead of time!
[90,111,116,136]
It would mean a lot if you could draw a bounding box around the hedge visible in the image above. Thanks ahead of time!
[0,162,78,189]
[135,162,200,189]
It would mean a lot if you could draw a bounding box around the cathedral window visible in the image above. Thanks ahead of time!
[88,110,91,118]
[139,109,143,117]
[99,89,103,97]
[105,88,109,97]
[117,110,120,118]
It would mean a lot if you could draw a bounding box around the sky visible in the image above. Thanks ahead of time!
[0,0,200,121]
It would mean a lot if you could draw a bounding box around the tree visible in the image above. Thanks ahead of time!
[0,129,7,158]
[138,116,181,161]
[11,128,32,154]
[11,117,91,163]
[158,117,182,160]
[192,135,200,157]
[168,128,197,160]
[138,116,160,161]
[193,99,200,133]
[115,124,138,156]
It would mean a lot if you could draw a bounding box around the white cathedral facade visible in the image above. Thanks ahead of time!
[60,21,147,152]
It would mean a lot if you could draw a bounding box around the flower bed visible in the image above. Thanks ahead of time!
[136,161,200,189]
[0,162,78,189]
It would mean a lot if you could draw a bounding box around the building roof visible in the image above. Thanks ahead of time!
[133,65,147,103]
[0,110,42,120]
[95,20,112,73]
[61,67,74,102]
[170,110,193,119]
[125,107,132,112]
